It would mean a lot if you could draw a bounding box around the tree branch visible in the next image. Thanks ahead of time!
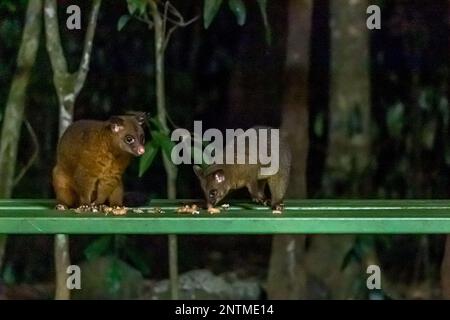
[13,119,39,187]
[75,0,102,92]
[162,15,199,51]
[44,0,68,75]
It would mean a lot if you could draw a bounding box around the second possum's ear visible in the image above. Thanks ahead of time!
[212,169,225,183]
[109,116,125,133]
[135,112,148,126]
[193,165,204,178]
[127,111,149,126]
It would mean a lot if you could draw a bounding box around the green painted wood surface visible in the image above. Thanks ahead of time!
[1,199,450,234]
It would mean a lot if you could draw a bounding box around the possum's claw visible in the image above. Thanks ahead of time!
[55,204,68,211]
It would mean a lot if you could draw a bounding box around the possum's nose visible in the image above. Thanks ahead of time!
[137,146,145,155]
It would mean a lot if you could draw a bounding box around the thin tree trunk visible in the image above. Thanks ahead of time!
[0,0,43,273]
[44,0,101,300]
[149,0,179,300]
[0,0,42,198]
[44,0,101,134]
[441,236,450,298]
[267,0,312,299]
[442,1,450,299]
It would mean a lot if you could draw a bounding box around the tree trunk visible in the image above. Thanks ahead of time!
[267,0,371,299]
[306,0,371,299]
[324,0,371,196]
[44,0,101,300]
[266,0,312,299]
[0,0,42,273]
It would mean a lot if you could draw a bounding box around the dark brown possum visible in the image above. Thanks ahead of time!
[52,113,147,208]
[193,127,291,211]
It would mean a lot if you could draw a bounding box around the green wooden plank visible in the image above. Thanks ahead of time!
[1,199,450,234]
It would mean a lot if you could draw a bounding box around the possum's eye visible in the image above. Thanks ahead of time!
[140,134,145,144]
[209,189,218,199]
[125,135,135,144]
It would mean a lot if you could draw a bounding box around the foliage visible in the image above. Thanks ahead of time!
[138,116,217,176]
[255,0,271,44]
[228,0,246,26]
[84,235,150,276]
[119,0,271,43]
[0,0,28,13]
[203,0,271,43]
[203,0,223,28]
[138,117,175,177]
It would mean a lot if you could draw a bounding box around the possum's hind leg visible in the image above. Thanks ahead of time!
[53,166,77,208]
[257,180,269,205]
[267,173,289,211]
[73,167,97,205]
[247,180,268,205]
[107,181,124,206]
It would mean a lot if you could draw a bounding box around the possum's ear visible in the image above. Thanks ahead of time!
[109,116,124,133]
[193,165,204,178]
[212,170,225,183]
[136,113,147,126]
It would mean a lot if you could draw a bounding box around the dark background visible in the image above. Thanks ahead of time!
[0,0,449,299]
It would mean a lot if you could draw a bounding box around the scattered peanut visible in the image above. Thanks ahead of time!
[176,204,201,215]
[207,207,221,214]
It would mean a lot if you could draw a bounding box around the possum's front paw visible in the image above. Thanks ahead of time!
[271,203,284,215]
[55,204,68,211]
[111,206,128,216]
[207,204,221,214]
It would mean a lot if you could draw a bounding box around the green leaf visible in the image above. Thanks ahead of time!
[107,257,123,295]
[117,15,131,31]
[139,139,160,177]
[228,0,246,26]
[149,117,165,132]
[84,236,113,261]
[386,102,404,138]
[203,0,223,29]
[314,112,324,137]
[148,129,177,165]
[127,0,147,15]
[0,0,27,13]
[256,0,272,45]
[421,119,437,150]
[153,131,176,160]
[2,263,16,285]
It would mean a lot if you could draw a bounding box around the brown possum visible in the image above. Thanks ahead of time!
[193,127,291,211]
[52,113,146,208]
